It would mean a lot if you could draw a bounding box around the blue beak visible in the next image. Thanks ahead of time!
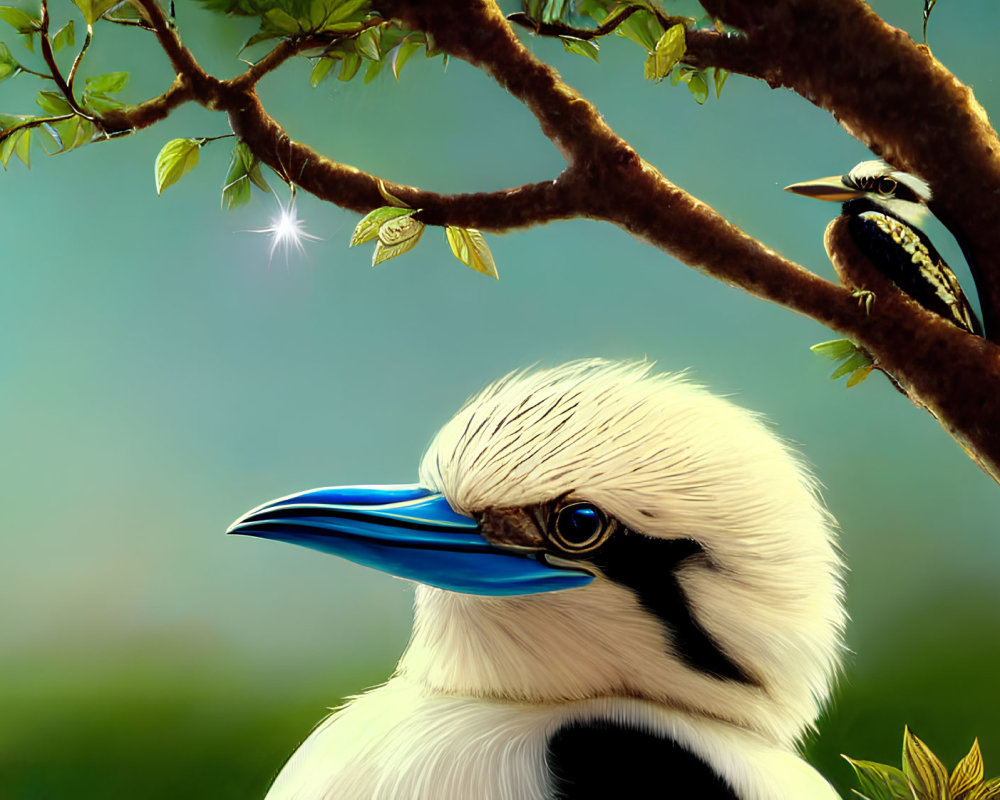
[228,484,593,596]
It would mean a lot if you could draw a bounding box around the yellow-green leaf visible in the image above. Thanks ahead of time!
[391,38,421,80]
[154,137,201,195]
[843,756,913,800]
[445,226,499,279]
[811,339,857,361]
[713,67,729,98]
[687,70,708,104]
[830,350,872,380]
[644,24,685,82]
[356,26,380,61]
[338,51,361,81]
[845,365,874,388]
[560,35,599,63]
[967,776,1000,800]
[51,19,74,51]
[903,728,949,800]
[0,41,19,81]
[310,56,336,87]
[0,5,38,33]
[351,206,416,247]
[71,0,118,25]
[376,178,409,208]
[950,739,984,798]
[372,214,424,265]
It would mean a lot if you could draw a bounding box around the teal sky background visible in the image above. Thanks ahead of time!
[3,1,1000,796]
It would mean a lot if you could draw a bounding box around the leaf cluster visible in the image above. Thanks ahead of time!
[846,728,1000,800]
[811,338,874,387]
[519,1,729,104]
[350,184,498,278]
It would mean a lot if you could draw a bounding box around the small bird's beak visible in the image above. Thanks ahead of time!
[228,484,593,596]
[784,175,866,202]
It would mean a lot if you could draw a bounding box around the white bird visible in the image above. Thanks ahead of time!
[230,361,846,800]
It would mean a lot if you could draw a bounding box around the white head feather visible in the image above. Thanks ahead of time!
[399,360,845,749]
[848,159,932,226]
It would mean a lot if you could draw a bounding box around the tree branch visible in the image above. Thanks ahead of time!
[90,0,1000,483]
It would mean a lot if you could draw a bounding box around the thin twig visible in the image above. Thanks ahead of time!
[67,24,94,93]
[507,6,689,41]
[38,0,91,118]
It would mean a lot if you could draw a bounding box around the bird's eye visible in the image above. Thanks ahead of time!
[550,502,611,554]
[878,177,897,195]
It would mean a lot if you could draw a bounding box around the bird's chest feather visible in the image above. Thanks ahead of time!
[264,681,838,800]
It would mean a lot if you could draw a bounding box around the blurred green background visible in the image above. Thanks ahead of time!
[2,1,1000,796]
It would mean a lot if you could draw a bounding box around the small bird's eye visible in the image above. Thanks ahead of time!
[550,502,611,553]
[878,177,897,195]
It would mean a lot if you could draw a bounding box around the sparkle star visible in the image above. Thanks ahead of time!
[250,196,321,263]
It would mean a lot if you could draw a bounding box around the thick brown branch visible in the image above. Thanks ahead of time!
[99,75,195,134]
[134,0,224,104]
[226,92,585,228]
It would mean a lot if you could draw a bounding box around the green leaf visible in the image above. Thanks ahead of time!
[372,213,424,265]
[560,35,599,63]
[310,56,336,86]
[376,178,408,207]
[222,139,270,209]
[82,92,124,114]
[950,739,984,798]
[0,5,38,33]
[843,756,913,800]
[13,122,28,166]
[616,8,661,50]
[351,206,416,247]
[71,0,118,25]
[0,41,19,81]
[263,7,300,33]
[391,38,421,80]
[338,51,361,81]
[326,0,367,24]
[0,128,22,167]
[51,19,75,51]
[810,339,857,361]
[902,727,949,800]
[85,71,128,94]
[36,90,73,115]
[644,24,686,82]
[687,70,708,104]
[362,56,384,83]
[830,350,872,380]
[50,115,94,152]
[445,226,499,279]
[356,26,381,60]
[713,67,729,98]
[154,137,201,195]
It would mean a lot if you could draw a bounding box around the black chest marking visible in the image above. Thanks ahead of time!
[587,531,753,684]
[545,719,740,800]
[843,203,982,335]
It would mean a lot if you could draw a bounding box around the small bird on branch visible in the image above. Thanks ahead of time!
[786,159,983,336]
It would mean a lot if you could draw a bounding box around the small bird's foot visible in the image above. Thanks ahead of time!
[852,289,876,315]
